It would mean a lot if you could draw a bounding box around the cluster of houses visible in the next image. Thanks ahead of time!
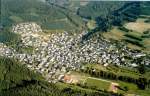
[0,43,16,58]
[0,22,149,83]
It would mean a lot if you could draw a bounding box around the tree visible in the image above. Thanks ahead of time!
[138,64,146,74]
[137,78,147,90]
[124,86,128,91]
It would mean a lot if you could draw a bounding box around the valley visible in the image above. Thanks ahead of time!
[0,0,150,96]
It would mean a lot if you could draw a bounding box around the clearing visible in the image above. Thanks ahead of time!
[124,18,150,33]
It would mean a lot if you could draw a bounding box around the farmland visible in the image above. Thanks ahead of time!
[102,17,150,53]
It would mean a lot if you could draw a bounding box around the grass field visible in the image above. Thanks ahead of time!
[85,77,111,91]
[102,27,125,41]
[87,20,97,30]
[65,71,111,91]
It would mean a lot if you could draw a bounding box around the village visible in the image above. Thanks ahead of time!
[0,22,149,83]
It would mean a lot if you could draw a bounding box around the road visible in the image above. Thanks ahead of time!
[87,77,112,83]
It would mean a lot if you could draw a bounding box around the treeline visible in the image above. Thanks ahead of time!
[124,39,143,47]
[124,34,142,41]
[118,27,132,32]
[80,67,150,90]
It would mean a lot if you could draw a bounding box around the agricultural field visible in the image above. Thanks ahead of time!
[124,18,150,33]
[102,17,150,53]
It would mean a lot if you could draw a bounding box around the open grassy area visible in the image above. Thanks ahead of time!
[124,18,150,33]
[85,77,110,91]
[123,18,150,50]
[87,20,97,30]
[64,71,113,93]
[102,27,125,41]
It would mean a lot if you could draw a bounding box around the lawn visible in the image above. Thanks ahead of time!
[85,77,110,91]
[65,71,111,91]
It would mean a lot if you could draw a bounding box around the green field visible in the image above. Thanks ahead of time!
[85,77,110,91]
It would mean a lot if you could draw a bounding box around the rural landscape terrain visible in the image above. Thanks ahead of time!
[0,0,150,96]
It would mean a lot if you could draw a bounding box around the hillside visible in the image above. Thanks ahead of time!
[1,0,83,30]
